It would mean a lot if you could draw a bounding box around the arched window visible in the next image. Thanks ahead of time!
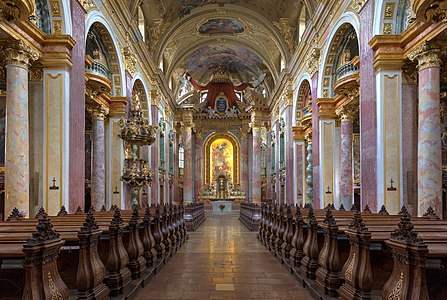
[279,118,285,169]
[138,6,145,41]
[297,7,308,42]
[159,117,165,169]
[169,130,174,174]
[271,131,276,173]
[179,144,184,176]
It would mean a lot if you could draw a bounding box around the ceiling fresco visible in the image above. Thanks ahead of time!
[182,45,267,83]
[198,18,244,35]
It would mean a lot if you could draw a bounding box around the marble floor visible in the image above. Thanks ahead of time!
[134,212,312,300]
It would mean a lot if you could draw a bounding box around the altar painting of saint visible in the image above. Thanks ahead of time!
[210,138,234,184]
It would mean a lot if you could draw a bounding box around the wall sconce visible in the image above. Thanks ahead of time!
[142,187,147,196]
[387,179,397,191]
[113,186,120,194]
[49,177,59,190]
[326,186,332,194]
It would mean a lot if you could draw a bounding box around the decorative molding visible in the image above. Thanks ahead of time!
[408,41,442,70]
[0,39,39,69]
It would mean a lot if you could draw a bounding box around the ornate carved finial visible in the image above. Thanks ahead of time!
[100,205,107,212]
[88,206,95,214]
[379,205,389,216]
[80,211,99,232]
[363,205,372,213]
[111,209,123,225]
[57,206,68,216]
[7,207,24,221]
[308,206,317,223]
[304,203,311,209]
[324,208,337,226]
[143,205,151,223]
[349,211,368,232]
[295,204,302,219]
[350,204,357,212]
[287,204,292,218]
[75,206,83,214]
[129,206,140,226]
[110,204,118,211]
[35,207,47,219]
[25,213,60,245]
[423,206,440,219]
[339,203,345,211]
[390,207,423,244]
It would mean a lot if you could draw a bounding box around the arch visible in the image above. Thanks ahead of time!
[132,73,152,124]
[85,11,127,97]
[293,73,312,125]
[373,0,412,35]
[318,12,360,98]
[60,0,72,35]
[204,132,240,187]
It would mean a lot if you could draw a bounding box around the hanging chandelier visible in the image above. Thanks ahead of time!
[119,93,157,146]
[122,159,153,188]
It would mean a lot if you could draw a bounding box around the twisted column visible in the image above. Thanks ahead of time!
[306,140,313,205]
[339,110,354,210]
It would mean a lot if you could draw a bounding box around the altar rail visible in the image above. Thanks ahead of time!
[184,203,206,231]
[239,203,261,231]
[258,203,447,300]
[0,204,187,300]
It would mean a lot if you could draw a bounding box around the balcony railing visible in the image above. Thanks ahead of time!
[85,60,111,79]
[336,62,359,81]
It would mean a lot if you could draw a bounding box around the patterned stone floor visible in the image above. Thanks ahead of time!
[134,212,312,300]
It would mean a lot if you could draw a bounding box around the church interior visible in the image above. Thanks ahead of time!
[1,0,447,299]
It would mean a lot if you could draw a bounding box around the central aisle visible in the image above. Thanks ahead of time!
[134,212,312,300]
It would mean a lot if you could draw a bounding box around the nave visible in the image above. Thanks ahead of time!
[135,212,311,300]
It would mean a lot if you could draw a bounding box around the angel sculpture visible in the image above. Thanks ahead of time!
[178,73,192,97]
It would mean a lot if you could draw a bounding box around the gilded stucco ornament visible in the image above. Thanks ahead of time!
[425,0,447,23]
[0,39,40,69]
[408,41,442,70]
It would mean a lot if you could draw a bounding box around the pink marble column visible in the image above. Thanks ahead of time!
[90,106,108,210]
[151,106,159,204]
[252,126,262,204]
[4,43,37,217]
[173,131,180,203]
[194,130,203,200]
[359,0,378,211]
[402,65,418,215]
[183,126,193,202]
[413,47,442,217]
[240,129,249,196]
[69,0,86,212]
[339,115,353,209]
[285,106,294,204]
[296,143,304,206]
[311,73,320,208]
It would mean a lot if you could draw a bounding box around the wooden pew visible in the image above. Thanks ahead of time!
[257,203,447,300]
[239,203,261,231]
[184,203,205,231]
[0,204,188,299]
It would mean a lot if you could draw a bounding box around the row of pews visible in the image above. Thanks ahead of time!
[184,203,206,231]
[257,203,447,300]
[239,203,261,231]
[0,204,188,300]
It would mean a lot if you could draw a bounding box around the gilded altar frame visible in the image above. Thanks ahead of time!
[204,132,240,186]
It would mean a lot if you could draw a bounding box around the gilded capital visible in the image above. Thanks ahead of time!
[87,105,109,120]
[0,40,39,69]
[425,1,447,23]
[408,42,442,70]
[0,0,35,22]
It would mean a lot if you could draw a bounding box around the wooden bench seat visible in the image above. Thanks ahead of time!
[258,203,447,300]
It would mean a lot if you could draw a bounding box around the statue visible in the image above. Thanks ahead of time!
[340,49,351,66]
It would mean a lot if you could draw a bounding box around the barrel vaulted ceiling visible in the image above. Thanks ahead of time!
[139,0,314,96]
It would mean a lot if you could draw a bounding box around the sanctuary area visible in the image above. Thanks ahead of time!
[0,0,447,299]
